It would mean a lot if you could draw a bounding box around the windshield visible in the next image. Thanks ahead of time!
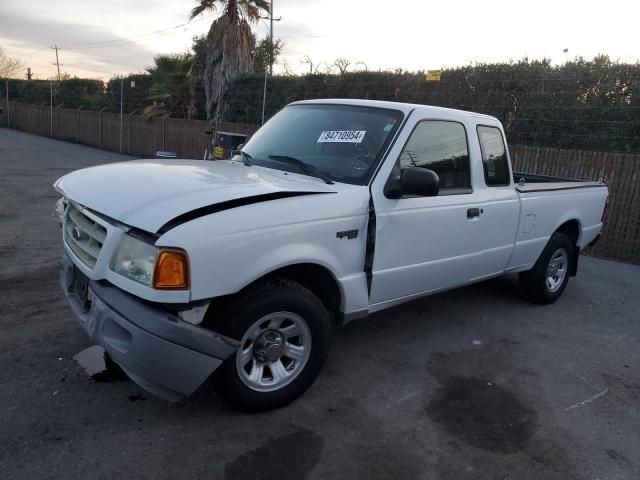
[241,104,404,185]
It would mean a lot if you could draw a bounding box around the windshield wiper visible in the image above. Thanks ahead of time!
[239,150,253,166]
[267,154,334,184]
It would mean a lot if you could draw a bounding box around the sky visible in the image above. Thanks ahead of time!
[1,0,638,80]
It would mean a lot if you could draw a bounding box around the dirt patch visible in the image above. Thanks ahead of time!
[224,429,323,480]
[425,344,586,480]
[427,375,537,453]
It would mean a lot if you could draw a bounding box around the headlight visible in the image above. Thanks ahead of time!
[110,234,190,290]
[54,197,67,225]
[110,234,158,286]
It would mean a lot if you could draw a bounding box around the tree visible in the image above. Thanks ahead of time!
[0,46,25,79]
[333,57,351,74]
[253,37,284,74]
[190,0,270,121]
[301,55,315,74]
[191,35,208,78]
[146,53,197,118]
[47,72,71,81]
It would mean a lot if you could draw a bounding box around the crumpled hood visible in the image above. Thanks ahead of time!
[54,159,340,233]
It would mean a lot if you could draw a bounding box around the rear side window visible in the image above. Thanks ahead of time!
[398,120,471,193]
[477,126,510,186]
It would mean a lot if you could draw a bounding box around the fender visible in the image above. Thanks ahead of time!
[157,191,333,234]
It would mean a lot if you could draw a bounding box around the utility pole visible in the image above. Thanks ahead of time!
[269,0,274,75]
[119,77,124,153]
[260,0,281,124]
[5,80,9,128]
[50,81,53,137]
[26,68,33,80]
[51,44,61,81]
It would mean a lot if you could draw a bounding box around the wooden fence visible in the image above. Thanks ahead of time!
[2,102,638,265]
[511,146,639,264]
[2,101,256,159]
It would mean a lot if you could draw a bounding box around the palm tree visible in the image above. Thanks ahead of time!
[146,53,197,118]
[190,0,270,121]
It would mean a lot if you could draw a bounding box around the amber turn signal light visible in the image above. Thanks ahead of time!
[153,249,190,290]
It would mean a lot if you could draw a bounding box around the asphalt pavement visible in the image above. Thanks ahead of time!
[1,127,639,480]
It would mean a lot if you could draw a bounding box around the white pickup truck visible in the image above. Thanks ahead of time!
[55,99,608,411]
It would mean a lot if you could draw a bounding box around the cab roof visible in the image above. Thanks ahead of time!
[288,98,499,123]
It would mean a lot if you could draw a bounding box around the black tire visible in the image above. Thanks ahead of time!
[212,278,331,412]
[519,232,573,305]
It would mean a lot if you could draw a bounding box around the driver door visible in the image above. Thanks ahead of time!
[369,118,483,307]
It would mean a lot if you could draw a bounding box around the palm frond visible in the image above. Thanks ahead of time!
[239,0,270,21]
[190,0,219,20]
[251,0,270,15]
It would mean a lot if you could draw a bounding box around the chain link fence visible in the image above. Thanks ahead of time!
[1,80,638,266]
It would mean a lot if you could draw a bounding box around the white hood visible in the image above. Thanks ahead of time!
[54,159,340,233]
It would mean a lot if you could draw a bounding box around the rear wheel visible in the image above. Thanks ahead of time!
[520,233,573,305]
[212,279,331,412]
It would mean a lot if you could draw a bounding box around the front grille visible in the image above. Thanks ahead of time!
[65,203,107,268]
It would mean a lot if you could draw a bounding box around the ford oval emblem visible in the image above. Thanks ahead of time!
[72,226,82,241]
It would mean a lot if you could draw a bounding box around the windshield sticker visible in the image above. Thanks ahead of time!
[317,130,366,143]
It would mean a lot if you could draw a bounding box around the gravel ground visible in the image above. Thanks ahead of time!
[1,127,639,480]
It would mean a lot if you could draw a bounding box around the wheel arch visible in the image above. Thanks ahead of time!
[204,262,344,328]
[260,263,343,322]
[554,218,581,276]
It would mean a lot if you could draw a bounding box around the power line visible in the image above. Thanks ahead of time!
[63,14,215,50]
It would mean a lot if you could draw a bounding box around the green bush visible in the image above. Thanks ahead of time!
[225,57,640,152]
[6,56,640,152]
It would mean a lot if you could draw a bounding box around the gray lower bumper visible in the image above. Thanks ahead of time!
[60,257,238,401]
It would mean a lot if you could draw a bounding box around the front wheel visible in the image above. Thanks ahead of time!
[519,232,573,305]
[212,279,331,412]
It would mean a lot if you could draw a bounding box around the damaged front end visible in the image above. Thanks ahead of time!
[60,254,238,400]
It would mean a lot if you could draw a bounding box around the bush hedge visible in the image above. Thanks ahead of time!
[5,56,639,152]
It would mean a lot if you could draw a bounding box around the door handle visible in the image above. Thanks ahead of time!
[467,208,481,219]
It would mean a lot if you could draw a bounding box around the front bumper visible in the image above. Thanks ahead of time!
[60,255,238,401]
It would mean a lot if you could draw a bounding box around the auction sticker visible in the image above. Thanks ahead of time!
[317,130,366,143]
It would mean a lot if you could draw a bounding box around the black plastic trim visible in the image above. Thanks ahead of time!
[513,171,582,183]
[364,196,376,294]
[588,234,602,248]
[157,191,333,234]
[515,183,607,193]
[570,247,580,276]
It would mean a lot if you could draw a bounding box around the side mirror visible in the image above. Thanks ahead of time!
[401,167,439,197]
[231,143,245,156]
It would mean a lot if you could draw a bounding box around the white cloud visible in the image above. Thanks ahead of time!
[1,0,638,79]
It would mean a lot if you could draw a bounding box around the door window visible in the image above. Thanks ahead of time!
[477,126,510,186]
[398,121,471,193]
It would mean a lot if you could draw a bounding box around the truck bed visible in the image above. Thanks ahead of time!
[513,171,606,193]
